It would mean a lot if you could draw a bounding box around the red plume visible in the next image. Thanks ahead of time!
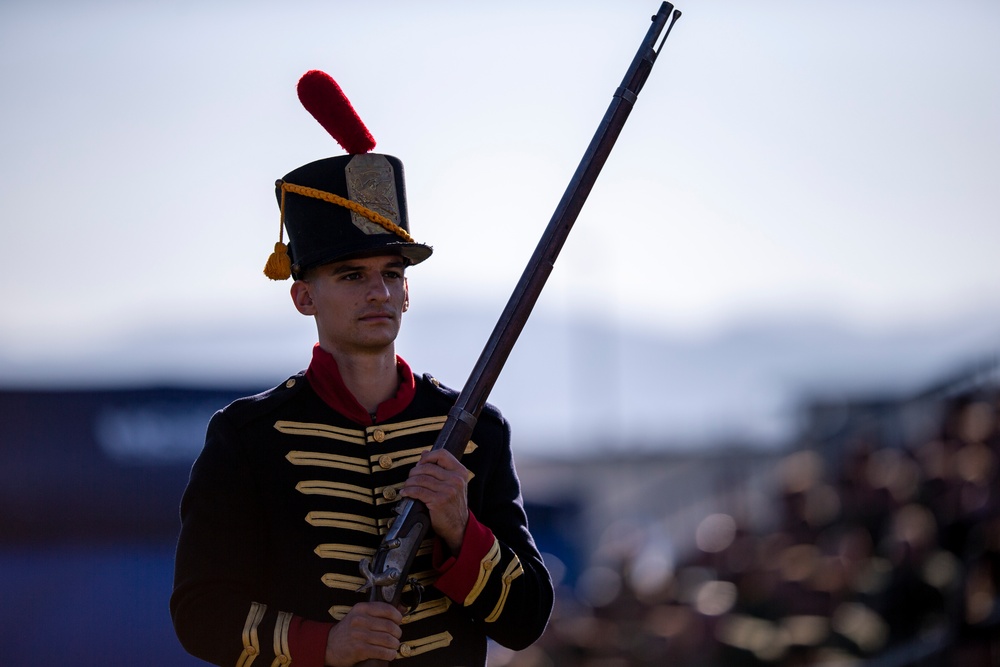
[297,70,376,154]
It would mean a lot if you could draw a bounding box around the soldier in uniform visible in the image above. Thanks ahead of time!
[170,73,554,666]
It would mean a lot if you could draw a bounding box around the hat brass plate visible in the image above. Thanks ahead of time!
[345,154,400,235]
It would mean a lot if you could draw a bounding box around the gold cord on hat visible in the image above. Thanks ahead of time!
[263,186,293,280]
[281,181,415,241]
[263,180,416,281]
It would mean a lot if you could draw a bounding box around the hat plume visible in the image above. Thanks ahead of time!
[297,70,376,154]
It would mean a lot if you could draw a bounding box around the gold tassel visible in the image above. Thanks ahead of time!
[263,241,292,280]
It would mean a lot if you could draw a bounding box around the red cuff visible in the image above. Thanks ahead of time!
[433,510,497,602]
[288,616,334,667]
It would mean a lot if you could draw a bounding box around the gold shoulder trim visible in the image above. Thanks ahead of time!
[287,451,369,475]
[484,556,524,623]
[275,420,366,445]
[237,601,266,667]
[464,538,501,607]
[271,611,292,667]
[297,480,375,504]
[306,511,380,535]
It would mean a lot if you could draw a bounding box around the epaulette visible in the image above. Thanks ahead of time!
[219,371,308,427]
[419,373,505,426]
[421,372,458,399]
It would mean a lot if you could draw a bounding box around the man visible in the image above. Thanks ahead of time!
[170,84,553,666]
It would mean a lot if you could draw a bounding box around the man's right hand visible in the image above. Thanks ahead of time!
[324,602,403,666]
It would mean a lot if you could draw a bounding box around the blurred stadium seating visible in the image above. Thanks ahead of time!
[501,358,1000,667]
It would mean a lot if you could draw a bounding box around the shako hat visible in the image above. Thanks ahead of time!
[264,70,432,280]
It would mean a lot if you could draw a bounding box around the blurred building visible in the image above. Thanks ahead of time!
[0,386,251,666]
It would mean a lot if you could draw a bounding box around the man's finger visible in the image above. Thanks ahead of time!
[418,448,463,469]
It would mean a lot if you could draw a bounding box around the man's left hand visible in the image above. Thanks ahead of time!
[400,449,469,554]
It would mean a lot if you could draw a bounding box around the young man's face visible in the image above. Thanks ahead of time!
[291,254,409,357]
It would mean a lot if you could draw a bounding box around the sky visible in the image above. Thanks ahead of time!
[1,1,999,447]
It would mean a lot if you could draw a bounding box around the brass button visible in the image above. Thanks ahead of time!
[431,377,440,387]
[383,487,398,501]
[372,428,385,442]
[399,644,413,658]
[285,378,296,388]
[277,657,289,665]
[246,647,258,656]
[483,560,494,571]
[378,454,393,469]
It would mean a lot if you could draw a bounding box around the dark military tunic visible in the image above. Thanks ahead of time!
[171,349,553,667]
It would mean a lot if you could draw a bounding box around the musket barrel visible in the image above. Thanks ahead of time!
[360,6,680,664]
[444,1,678,435]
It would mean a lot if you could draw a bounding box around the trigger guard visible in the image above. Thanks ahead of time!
[400,578,425,615]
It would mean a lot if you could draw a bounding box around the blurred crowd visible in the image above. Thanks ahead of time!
[493,388,1000,666]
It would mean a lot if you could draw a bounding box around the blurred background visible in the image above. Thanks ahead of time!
[1,0,998,665]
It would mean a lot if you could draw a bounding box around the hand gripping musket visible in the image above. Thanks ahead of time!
[357,4,681,661]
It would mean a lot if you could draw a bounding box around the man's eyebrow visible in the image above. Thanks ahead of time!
[330,259,407,274]
[331,263,365,275]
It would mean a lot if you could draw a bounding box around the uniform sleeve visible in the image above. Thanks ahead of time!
[431,415,554,650]
[170,410,331,667]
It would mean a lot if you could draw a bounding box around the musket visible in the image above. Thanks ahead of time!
[358,4,681,662]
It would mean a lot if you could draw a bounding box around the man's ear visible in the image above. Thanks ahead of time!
[290,280,316,316]
[402,277,409,312]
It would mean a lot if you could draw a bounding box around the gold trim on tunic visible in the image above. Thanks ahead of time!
[329,605,353,621]
[404,596,452,623]
[306,511,379,535]
[287,451,369,475]
[321,573,367,591]
[464,538,501,606]
[485,557,524,623]
[296,480,375,504]
[366,416,447,441]
[274,420,366,445]
[237,601,267,667]
[315,544,377,561]
[397,631,453,658]
[271,611,292,667]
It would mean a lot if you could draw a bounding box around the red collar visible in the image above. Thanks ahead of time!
[305,344,416,425]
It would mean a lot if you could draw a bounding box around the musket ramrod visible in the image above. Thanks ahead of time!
[357,4,681,664]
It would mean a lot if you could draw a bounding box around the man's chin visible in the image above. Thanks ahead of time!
[356,328,401,351]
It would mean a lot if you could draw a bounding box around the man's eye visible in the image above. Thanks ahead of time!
[383,271,402,280]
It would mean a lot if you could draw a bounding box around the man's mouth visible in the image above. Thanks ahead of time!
[360,311,395,321]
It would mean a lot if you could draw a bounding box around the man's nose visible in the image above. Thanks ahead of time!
[367,275,391,300]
